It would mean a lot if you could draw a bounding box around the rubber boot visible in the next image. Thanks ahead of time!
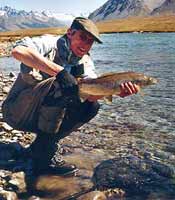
[30,132,77,176]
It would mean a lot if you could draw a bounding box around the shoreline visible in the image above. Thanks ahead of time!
[0,31,174,58]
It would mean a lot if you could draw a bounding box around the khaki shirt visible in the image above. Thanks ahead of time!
[2,34,97,133]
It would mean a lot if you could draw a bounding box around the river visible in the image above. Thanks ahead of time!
[0,33,175,199]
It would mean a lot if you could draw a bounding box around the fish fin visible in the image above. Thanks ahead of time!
[79,92,89,101]
[104,95,113,104]
[139,90,145,97]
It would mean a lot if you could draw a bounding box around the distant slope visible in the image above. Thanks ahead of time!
[96,14,175,33]
[151,0,175,15]
[89,0,175,22]
[0,6,75,32]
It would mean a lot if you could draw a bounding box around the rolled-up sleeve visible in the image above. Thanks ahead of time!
[14,34,59,55]
[13,35,60,76]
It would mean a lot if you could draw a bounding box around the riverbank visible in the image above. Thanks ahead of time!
[0,41,14,57]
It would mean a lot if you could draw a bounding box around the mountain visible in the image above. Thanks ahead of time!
[0,6,75,32]
[151,0,175,15]
[89,0,175,22]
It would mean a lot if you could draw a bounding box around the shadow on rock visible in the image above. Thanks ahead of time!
[0,142,34,199]
[0,142,32,173]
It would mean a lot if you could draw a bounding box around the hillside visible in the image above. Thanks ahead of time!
[96,14,175,33]
[89,0,175,22]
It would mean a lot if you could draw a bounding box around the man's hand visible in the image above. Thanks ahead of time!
[87,95,104,102]
[119,82,140,98]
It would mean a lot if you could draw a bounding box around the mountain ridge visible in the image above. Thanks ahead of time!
[0,6,76,32]
[89,0,175,22]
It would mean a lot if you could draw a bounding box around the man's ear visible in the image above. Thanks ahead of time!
[67,28,76,39]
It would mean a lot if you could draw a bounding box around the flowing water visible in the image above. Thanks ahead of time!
[0,33,175,199]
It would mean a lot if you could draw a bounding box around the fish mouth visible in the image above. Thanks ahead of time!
[151,77,158,84]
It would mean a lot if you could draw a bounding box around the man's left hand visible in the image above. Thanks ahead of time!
[119,82,140,98]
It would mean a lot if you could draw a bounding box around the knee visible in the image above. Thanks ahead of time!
[81,101,100,123]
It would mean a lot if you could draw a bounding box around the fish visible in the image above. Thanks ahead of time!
[78,71,158,101]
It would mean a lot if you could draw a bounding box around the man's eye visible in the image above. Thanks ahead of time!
[80,34,87,41]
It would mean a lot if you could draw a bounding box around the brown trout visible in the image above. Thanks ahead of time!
[78,71,158,100]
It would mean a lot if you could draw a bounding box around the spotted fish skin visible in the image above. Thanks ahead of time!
[78,71,158,97]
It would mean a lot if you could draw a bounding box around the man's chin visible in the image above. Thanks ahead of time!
[74,50,86,58]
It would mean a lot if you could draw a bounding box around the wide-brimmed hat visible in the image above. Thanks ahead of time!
[71,17,102,44]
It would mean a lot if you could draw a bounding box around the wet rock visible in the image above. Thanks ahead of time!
[104,188,125,200]
[0,142,24,168]
[8,172,26,193]
[0,113,3,120]
[11,131,22,136]
[0,189,18,200]
[92,156,175,197]
[8,73,15,78]
[151,161,175,178]
[28,196,41,200]
[78,191,107,200]
[2,87,11,94]
[1,123,13,132]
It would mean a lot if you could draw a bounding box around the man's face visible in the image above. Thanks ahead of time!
[68,29,94,57]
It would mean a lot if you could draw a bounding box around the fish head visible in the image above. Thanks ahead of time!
[135,75,158,87]
[146,77,158,85]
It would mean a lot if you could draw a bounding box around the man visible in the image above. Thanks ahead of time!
[2,17,139,176]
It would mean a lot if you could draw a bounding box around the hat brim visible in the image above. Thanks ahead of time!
[84,29,103,44]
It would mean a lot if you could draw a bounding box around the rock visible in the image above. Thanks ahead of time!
[0,96,4,101]
[79,191,107,200]
[8,73,15,78]
[0,189,18,200]
[104,188,125,199]
[8,172,26,193]
[2,87,10,94]
[0,143,23,163]
[0,113,3,120]
[92,156,175,196]
[11,131,22,137]
[11,137,18,142]
[28,196,41,200]
[1,123,13,131]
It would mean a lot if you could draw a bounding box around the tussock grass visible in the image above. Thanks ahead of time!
[97,15,175,33]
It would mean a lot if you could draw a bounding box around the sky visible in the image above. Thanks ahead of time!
[0,0,107,15]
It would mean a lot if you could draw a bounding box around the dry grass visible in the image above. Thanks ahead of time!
[97,14,175,33]
[0,14,175,42]
[0,27,67,42]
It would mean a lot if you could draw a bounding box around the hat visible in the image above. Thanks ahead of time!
[71,17,102,44]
